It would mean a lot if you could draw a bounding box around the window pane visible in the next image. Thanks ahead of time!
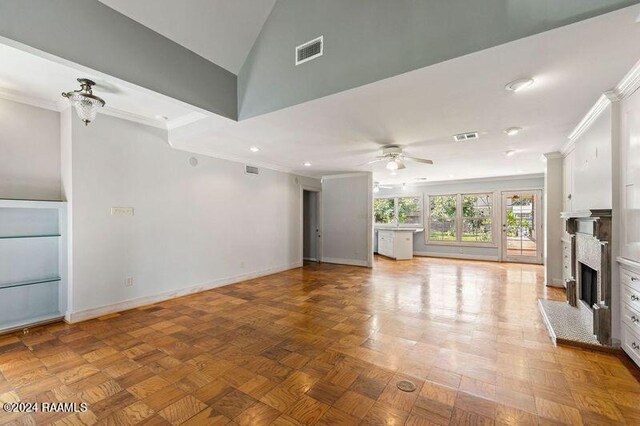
[462,218,492,241]
[462,194,493,243]
[429,195,457,241]
[374,198,395,224]
[429,220,456,240]
[398,197,422,224]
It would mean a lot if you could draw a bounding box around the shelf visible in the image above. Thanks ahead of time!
[0,277,61,290]
[0,312,64,336]
[0,234,60,240]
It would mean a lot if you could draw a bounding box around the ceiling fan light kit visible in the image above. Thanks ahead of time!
[365,145,433,172]
[62,78,106,126]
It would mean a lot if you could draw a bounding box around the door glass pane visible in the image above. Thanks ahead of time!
[505,194,537,258]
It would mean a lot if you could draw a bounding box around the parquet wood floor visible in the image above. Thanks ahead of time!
[1,256,639,425]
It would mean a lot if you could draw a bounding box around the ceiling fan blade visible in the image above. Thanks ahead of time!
[379,185,393,189]
[358,158,386,166]
[396,160,406,170]
[405,156,434,165]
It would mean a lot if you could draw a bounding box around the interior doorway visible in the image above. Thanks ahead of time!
[303,189,321,262]
[501,190,543,264]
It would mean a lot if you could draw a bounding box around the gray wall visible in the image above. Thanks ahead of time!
[0,98,61,200]
[0,0,237,120]
[376,175,544,260]
[322,173,373,267]
[238,0,637,119]
[303,190,318,260]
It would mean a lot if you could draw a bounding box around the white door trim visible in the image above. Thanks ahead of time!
[500,190,544,264]
[300,185,322,263]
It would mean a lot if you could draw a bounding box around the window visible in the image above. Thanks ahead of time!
[374,196,423,226]
[462,194,493,242]
[429,195,457,241]
[398,196,422,225]
[374,198,395,225]
[427,193,495,245]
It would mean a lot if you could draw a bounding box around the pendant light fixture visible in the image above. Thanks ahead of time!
[62,78,105,126]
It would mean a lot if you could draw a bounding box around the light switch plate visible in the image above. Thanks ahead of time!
[111,207,134,217]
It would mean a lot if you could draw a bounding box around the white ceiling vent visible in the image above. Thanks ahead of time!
[296,36,323,65]
[453,132,479,142]
[245,165,260,175]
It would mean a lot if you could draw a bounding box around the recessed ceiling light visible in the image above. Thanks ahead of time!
[250,147,260,152]
[505,78,534,92]
[402,183,407,190]
[415,177,427,181]
[155,114,169,121]
[505,150,516,157]
[517,169,524,173]
[504,127,522,136]
[449,174,455,178]
[303,162,311,167]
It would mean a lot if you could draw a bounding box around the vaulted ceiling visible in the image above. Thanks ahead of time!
[1,1,639,184]
[97,0,277,74]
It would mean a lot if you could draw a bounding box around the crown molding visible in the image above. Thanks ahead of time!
[167,141,297,175]
[0,86,211,131]
[563,59,640,155]
[0,87,62,111]
[321,172,371,180]
[412,173,544,187]
[166,112,208,130]
[100,106,166,130]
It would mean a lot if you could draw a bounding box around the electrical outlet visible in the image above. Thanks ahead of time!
[111,207,134,217]
[125,277,134,287]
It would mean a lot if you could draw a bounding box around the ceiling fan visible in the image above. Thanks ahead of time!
[362,145,434,171]
[373,181,392,193]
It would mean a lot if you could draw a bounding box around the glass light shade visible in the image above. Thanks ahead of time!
[67,94,103,125]
[386,160,399,171]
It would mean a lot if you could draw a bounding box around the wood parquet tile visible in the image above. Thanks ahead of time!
[1,256,639,425]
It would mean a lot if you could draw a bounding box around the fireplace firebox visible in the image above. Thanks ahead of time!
[580,262,598,309]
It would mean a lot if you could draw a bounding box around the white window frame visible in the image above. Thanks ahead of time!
[374,194,423,227]
[425,191,498,247]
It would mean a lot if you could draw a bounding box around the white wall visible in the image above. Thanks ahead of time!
[376,175,544,261]
[566,104,613,211]
[322,173,373,267]
[63,112,318,319]
[0,98,61,200]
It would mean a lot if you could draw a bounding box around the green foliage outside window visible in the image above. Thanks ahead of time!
[374,198,395,224]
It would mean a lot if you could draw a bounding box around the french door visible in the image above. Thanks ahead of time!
[501,191,543,264]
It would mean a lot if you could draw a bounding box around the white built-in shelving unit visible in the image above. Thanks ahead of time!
[0,199,67,333]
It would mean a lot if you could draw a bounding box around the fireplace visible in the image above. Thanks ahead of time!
[580,262,598,308]
[561,209,612,346]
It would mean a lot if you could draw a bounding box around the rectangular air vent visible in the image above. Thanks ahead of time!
[453,132,479,142]
[245,165,259,175]
[296,36,323,65]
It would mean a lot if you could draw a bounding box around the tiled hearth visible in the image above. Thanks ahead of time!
[539,210,614,349]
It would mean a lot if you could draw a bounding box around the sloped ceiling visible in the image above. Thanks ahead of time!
[98,0,277,74]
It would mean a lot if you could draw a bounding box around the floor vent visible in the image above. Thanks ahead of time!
[245,165,259,175]
[296,36,323,65]
[453,132,479,142]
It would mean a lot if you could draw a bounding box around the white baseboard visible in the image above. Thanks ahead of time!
[321,257,370,267]
[66,262,303,323]
[413,251,499,262]
[303,257,318,262]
